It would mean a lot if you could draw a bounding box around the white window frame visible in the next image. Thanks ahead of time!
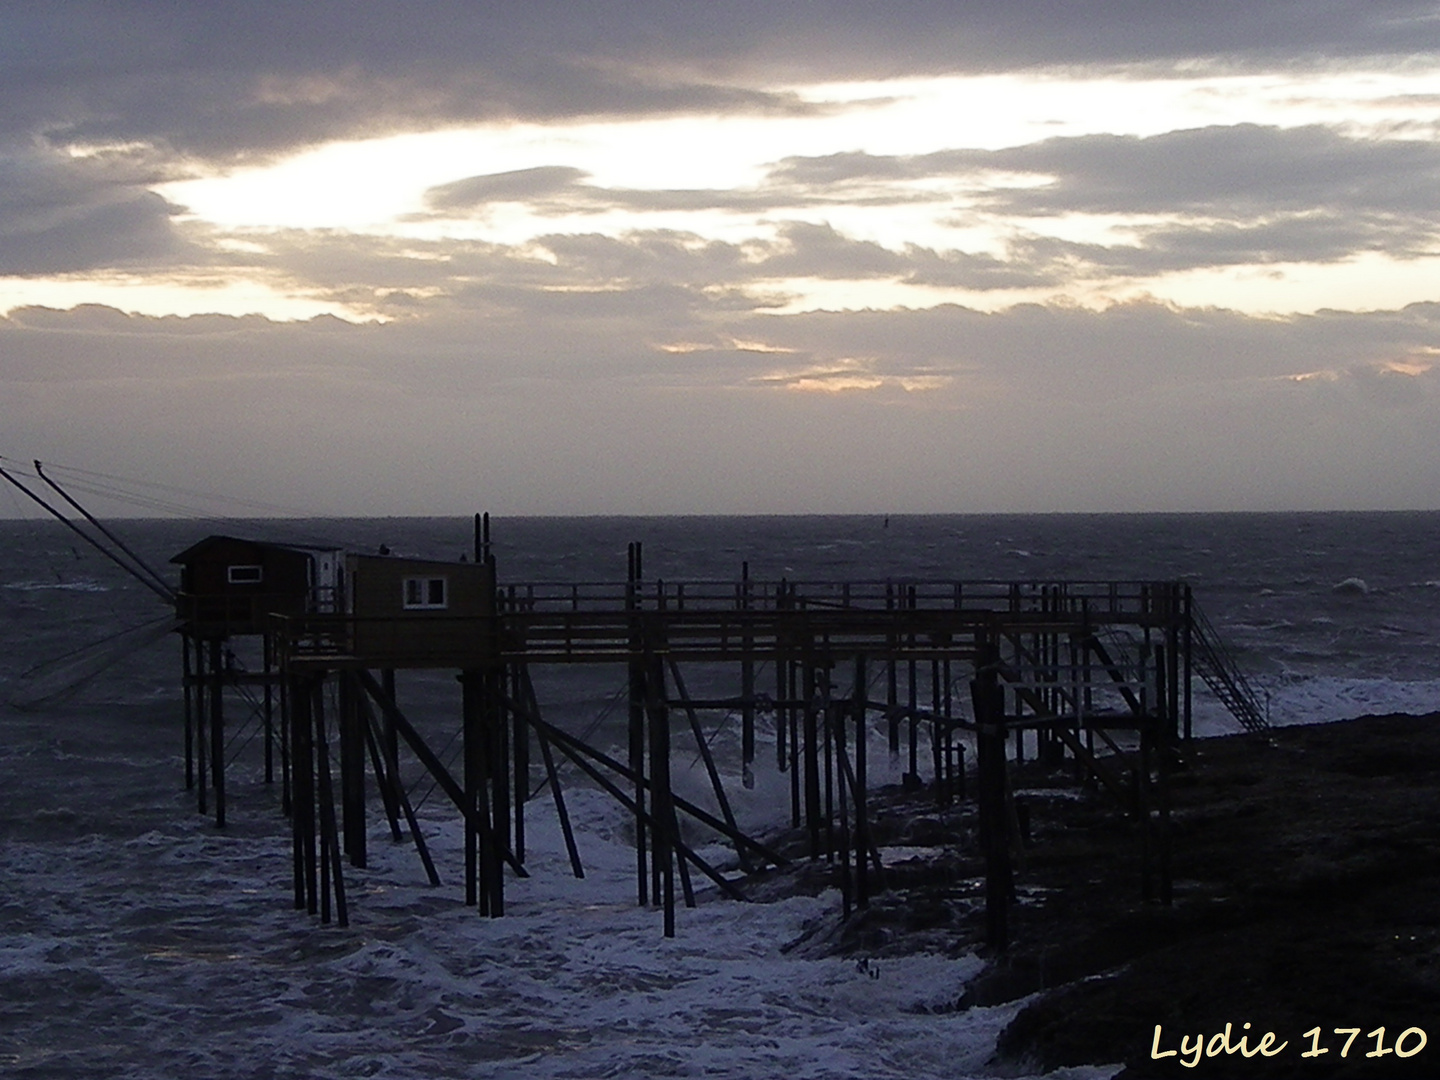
[402,576,448,610]
[227,564,264,585]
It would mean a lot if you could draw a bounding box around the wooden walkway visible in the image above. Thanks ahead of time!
[180,553,1262,949]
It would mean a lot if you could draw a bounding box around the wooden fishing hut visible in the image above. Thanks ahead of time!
[171,535,343,827]
[345,553,496,665]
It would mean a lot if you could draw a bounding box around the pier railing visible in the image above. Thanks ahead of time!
[267,578,1197,667]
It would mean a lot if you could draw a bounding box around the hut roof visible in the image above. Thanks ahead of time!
[169,534,343,565]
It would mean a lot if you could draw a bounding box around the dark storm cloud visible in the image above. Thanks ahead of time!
[7,3,1439,163]
[6,4,1437,280]
[1,3,827,162]
[0,144,191,274]
[973,125,1440,218]
[772,125,1440,272]
[778,126,1440,218]
[1003,213,1429,278]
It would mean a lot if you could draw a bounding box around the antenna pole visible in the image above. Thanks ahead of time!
[0,466,175,604]
[33,461,176,601]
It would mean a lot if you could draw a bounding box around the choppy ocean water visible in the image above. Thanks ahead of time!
[2,512,1437,1078]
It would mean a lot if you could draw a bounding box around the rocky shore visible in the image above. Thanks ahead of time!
[751,712,1440,1078]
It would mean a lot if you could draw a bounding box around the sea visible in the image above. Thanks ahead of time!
[2,511,1438,1079]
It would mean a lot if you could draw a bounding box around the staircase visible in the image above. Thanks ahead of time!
[1187,597,1269,733]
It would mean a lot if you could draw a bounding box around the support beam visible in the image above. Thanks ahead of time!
[355,669,527,878]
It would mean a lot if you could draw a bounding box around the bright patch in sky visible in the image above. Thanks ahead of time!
[1137,252,1440,317]
[44,66,1440,321]
[160,68,1440,229]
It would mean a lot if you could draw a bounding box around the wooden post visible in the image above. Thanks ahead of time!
[461,669,484,912]
[1182,585,1194,742]
[455,665,505,917]
[886,589,900,756]
[669,657,751,871]
[381,668,398,808]
[512,661,528,865]
[740,561,755,789]
[209,638,225,828]
[296,676,320,915]
[1154,643,1172,905]
[837,691,852,921]
[907,603,919,783]
[356,676,440,884]
[627,543,648,907]
[489,662,510,874]
[356,673,403,842]
[803,655,821,857]
[313,682,348,927]
[339,669,366,867]
[822,660,836,861]
[645,646,676,937]
[776,581,790,774]
[485,662,507,917]
[930,655,942,793]
[973,633,1010,952]
[289,674,310,910]
[263,632,274,785]
[195,637,208,815]
[854,653,869,910]
[182,633,194,790]
[279,661,292,817]
[650,583,667,910]
[941,651,954,806]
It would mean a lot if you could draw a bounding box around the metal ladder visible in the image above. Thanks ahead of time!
[1188,597,1269,733]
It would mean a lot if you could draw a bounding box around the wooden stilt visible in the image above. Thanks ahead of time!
[645,646,676,937]
[182,634,194,790]
[668,657,752,872]
[195,638,208,815]
[803,656,821,858]
[627,543,648,907]
[339,671,365,868]
[740,561,756,789]
[280,664,292,817]
[356,680,403,842]
[263,633,274,785]
[973,635,1010,952]
[209,638,225,829]
[461,669,482,911]
[516,666,583,878]
[313,688,348,927]
[854,653,869,910]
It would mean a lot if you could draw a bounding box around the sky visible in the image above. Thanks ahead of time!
[4,1,1440,516]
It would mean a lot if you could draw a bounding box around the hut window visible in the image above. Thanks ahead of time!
[403,576,448,610]
[227,564,263,584]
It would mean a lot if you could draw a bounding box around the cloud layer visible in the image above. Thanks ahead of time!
[4,4,1440,512]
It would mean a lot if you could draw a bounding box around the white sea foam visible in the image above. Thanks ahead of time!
[0,724,1119,1080]
[5,512,1438,1079]
[1185,674,1440,737]
[2,578,109,592]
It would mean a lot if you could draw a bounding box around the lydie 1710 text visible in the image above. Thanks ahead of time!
[1150,1024,1427,1067]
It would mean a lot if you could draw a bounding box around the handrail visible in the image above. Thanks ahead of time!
[1187,596,1268,733]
